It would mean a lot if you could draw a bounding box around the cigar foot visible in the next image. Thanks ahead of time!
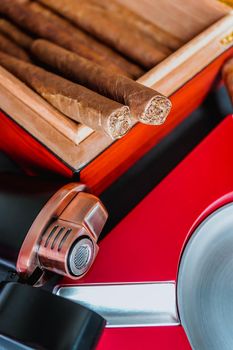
[139,95,172,125]
[108,106,132,139]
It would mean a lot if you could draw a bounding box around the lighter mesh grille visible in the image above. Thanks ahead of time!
[73,245,90,270]
[68,238,94,276]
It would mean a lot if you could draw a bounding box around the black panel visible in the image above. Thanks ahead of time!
[0,153,22,174]
[0,282,105,350]
[0,173,64,268]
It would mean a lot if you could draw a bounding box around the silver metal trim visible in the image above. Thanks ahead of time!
[56,282,179,328]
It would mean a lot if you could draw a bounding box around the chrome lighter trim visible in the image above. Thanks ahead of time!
[56,282,179,328]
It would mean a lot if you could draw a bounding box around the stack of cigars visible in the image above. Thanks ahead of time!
[0,0,179,140]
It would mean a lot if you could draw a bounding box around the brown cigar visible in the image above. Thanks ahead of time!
[37,0,168,69]
[0,18,33,49]
[0,32,31,61]
[0,51,132,139]
[0,0,129,76]
[64,0,172,58]
[222,58,233,105]
[29,2,144,79]
[32,40,172,125]
[90,0,183,51]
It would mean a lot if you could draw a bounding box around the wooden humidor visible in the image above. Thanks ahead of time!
[0,0,232,194]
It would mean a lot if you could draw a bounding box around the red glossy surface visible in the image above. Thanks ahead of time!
[97,327,191,350]
[60,115,233,349]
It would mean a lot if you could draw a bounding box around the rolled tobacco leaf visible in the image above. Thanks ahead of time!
[0,18,33,49]
[0,51,132,139]
[0,32,31,61]
[31,40,172,125]
[37,0,168,69]
[90,0,183,50]
[29,2,144,79]
[0,0,128,76]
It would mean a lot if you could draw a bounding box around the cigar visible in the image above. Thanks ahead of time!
[91,0,183,51]
[29,2,144,79]
[0,18,33,49]
[0,32,31,61]
[0,0,129,76]
[37,0,168,69]
[0,51,132,139]
[31,40,172,125]
[222,58,233,105]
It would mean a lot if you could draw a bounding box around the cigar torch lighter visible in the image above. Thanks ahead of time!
[0,173,108,284]
[0,169,108,350]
